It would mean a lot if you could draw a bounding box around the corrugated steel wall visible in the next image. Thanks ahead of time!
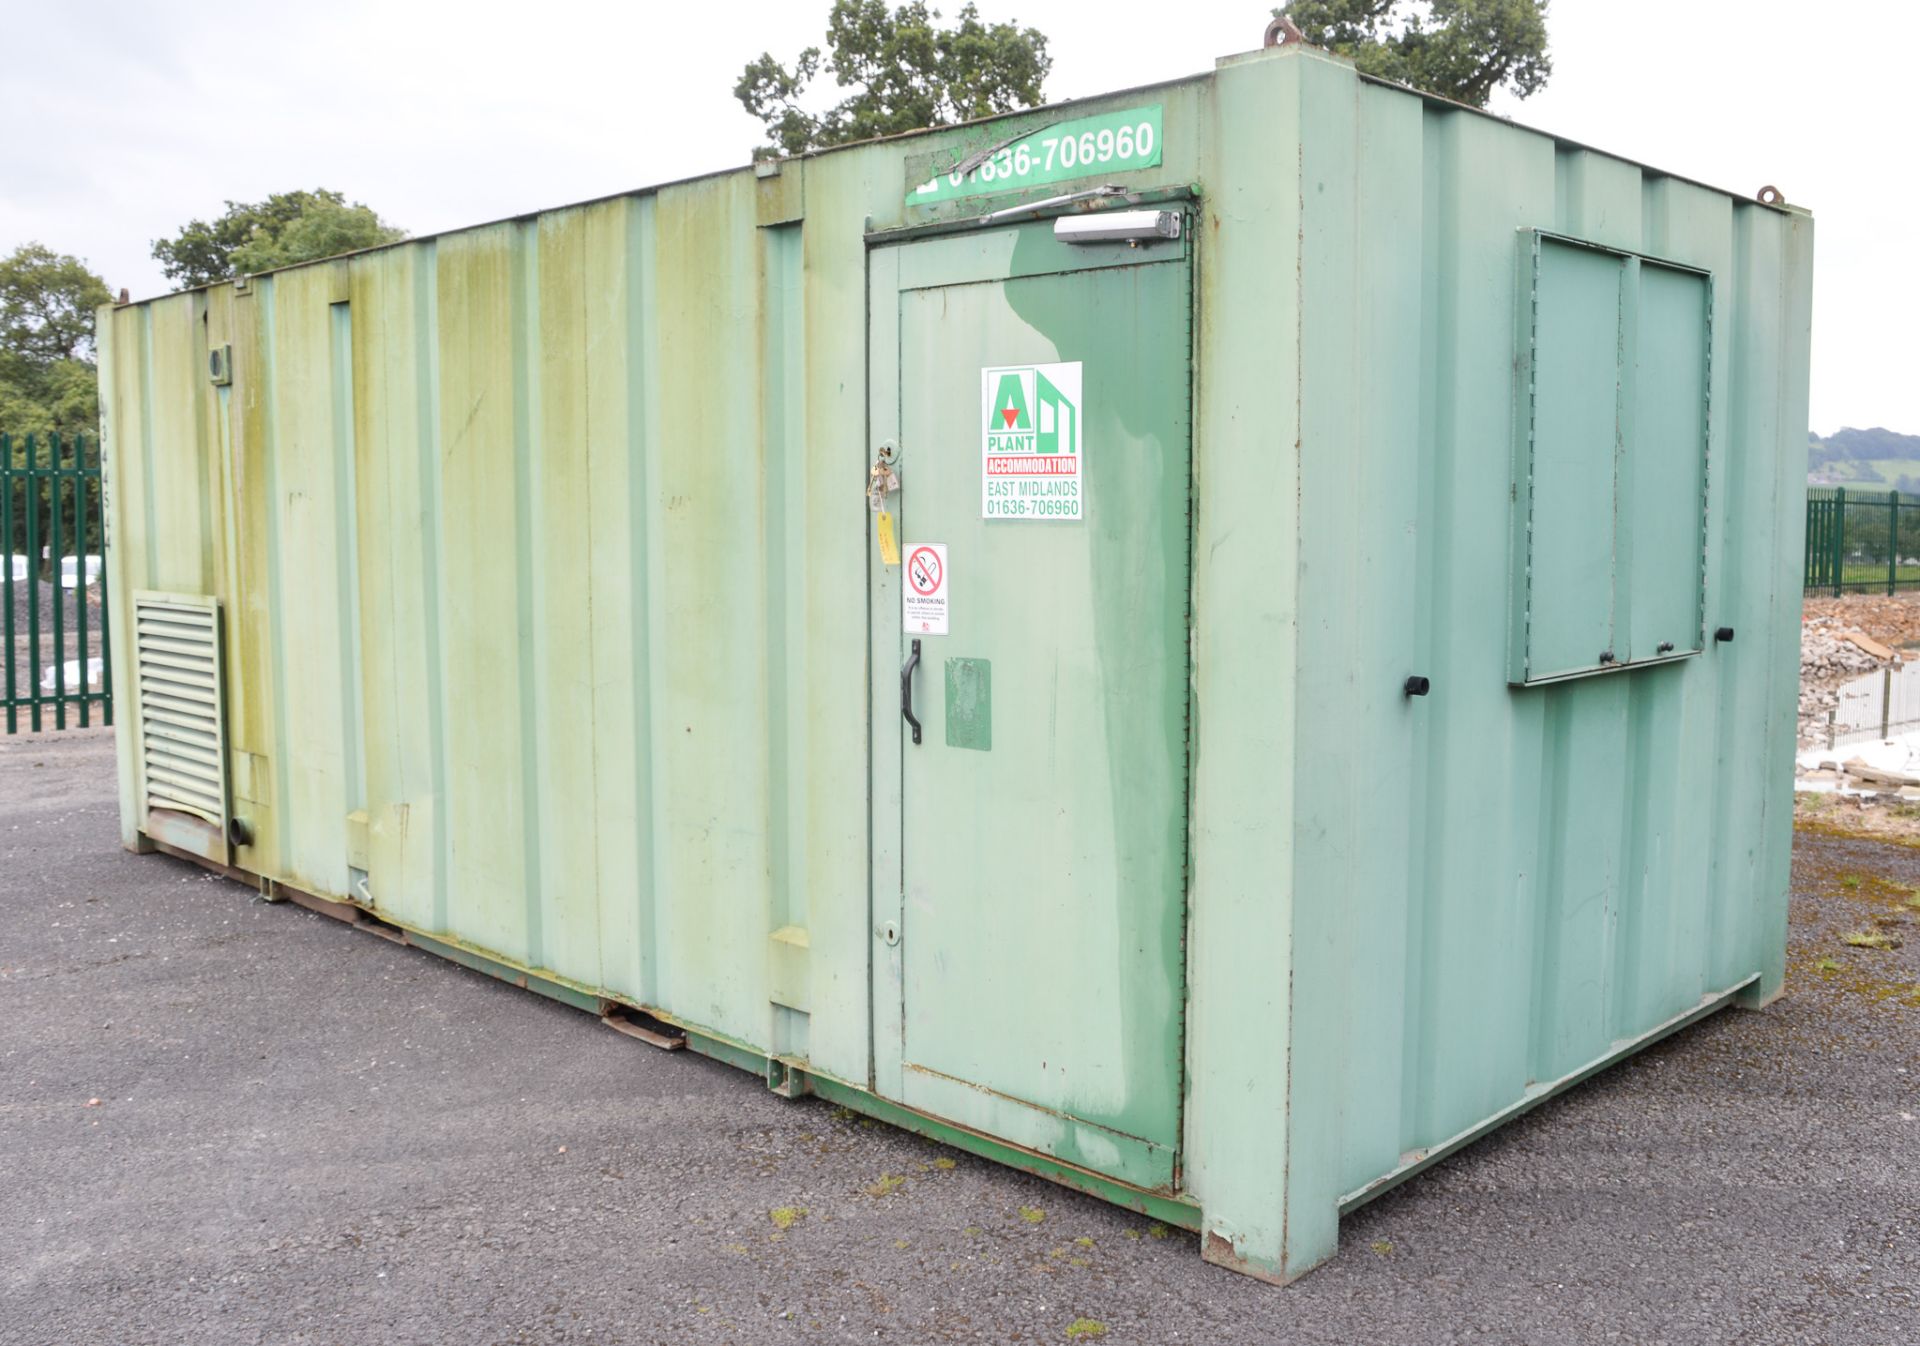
[95,45,1813,1284]
[1276,57,1813,1267]
[98,73,1218,1097]
[99,175,878,1080]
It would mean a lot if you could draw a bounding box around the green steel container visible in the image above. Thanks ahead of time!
[96,40,1814,1282]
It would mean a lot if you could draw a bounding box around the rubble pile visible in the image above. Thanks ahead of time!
[1802,616,1890,679]
[1803,593,1920,647]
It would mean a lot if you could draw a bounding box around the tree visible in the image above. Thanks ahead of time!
[0,243,112,435]
[737,1,1051,158]
[0,244,110,368]
[151,189,406,288]
[1279,0,1551,107]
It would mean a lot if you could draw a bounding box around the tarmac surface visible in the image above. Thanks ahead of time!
[2,726,1916,1344]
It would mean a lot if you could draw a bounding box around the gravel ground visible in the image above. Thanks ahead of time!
[7,579,95,641]
[5,580,106,720]
[2,728,1916,1345]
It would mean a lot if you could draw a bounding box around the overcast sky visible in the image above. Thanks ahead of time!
[5,0,1910,433]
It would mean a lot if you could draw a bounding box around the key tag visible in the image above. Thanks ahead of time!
[870,442,902,566]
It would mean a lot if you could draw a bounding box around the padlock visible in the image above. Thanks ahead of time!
[869,445,902,565]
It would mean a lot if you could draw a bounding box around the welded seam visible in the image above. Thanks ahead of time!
[571,219,604,993]
[1170,206,1198,1195]
[1521,234,1541,678]
[1698,275,1715,649]
[1404,106,1460,1176]
[259,281,293,870]
[511,224,546,971]
[626,198,662,1005]
[414,245,452,936]
[192,297,216,593]
[329,302,366,821]
[762,225,794,967]
[138,310,159,587]
[1277,100,1306,1270]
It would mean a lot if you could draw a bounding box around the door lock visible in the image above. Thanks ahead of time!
[880,920,900,947]
[867,440,901,508]
[869,442,902,565]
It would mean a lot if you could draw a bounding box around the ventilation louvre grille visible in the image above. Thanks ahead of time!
[133,592,227,827]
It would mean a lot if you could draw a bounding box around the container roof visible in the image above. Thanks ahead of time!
[118,42,1801,309]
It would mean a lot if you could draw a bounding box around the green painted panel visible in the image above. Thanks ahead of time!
[1279,69,1422,1266]
[1521,238,1620,679]
[1175,48,1319,1280]
[943,657,991,751]
[264,267,355,901]
[1515,234,1713,683]
[347,245,443,936]
[1627,262,1711,660]
[884,225,1191,1190]
[1285,65,1810,1285]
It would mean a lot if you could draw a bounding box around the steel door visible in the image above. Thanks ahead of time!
[868,219,1193,1189]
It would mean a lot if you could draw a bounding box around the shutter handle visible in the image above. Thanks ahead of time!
[901,639,922,745]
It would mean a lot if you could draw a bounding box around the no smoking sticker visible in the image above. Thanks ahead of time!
[903,543,948,635]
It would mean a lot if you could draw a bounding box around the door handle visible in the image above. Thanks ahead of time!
[901,638,922,745]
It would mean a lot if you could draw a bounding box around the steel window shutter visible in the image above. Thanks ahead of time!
[132,591,228,829]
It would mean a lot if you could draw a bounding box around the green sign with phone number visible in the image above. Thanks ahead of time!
[908,105,1164,205]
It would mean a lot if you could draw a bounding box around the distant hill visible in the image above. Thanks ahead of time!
[1807,427,1920,492]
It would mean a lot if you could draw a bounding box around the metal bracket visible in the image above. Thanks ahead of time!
[766,1057,812,1098]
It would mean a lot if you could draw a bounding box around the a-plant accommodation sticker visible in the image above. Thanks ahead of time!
[981,362,1083,520]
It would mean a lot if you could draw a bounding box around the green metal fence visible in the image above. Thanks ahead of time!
[2,432,112,732]
[1805,486,1920,595]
